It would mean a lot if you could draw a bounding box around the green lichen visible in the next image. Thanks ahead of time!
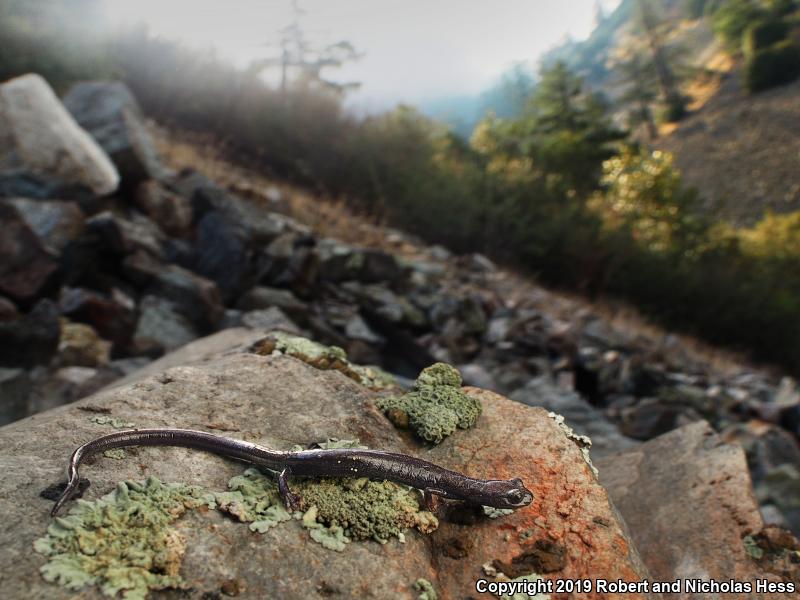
[414,578,438,600]
[296,477,439,543]
[743,535,765,560]
[251,331,396,391]
[496,572,550,600]
[34,477,212,600]
[376,363,481,444]
[548,412,597,477]
[213,468,292,533]
[216,464,438,550]
[90,415,135,429]
[482,505,514,519]
[103,449,127,460]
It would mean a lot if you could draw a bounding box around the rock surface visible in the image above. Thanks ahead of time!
[0,74,119,195]
[63,81,164,188]
[597,421,787,596]
[0,330,654,599]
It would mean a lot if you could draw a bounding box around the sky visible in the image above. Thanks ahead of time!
[102,0,620,111]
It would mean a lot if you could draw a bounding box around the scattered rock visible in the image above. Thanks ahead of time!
[0,368,32,425]
[194,212,251,302]
[59,287,136,350]
[240,307,301,333]
[57,319,111,368]
[0,202,59,301]
[0,299,60,368]
[63,80,164,188]
[85,210,165,258]
[134,179,192,237]
[146,265,224,333]
[0,74,119,194]
[237,286,308,317]
[3,198,85,254]
[132,295,198,356]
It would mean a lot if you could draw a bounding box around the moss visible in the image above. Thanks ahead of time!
[414,578,438,600]
[33,477,212,600]
[548,412,597,477]
[250,331,396,391]
[376,363,481,444]
[90,415,135,429]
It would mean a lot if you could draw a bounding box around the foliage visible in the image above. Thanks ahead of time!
[744,40,800,91]
[712,0,768,51]
[742,18,791,57]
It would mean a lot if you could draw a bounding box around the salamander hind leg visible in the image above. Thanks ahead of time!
[277,468,301,511]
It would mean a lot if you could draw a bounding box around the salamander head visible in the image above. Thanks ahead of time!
[482,478,533,509]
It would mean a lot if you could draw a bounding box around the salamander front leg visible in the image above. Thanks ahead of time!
[278,467,301,511]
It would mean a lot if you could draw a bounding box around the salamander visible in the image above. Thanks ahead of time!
[50,428,533,516]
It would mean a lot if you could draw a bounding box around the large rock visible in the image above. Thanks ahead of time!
[194,211,251,302]
[0,203,59,301]
[0,331,654,599]
[0,299,60,368]
[3,197,85,254]
[59,287,137,350]
[146,265,224,333]
[0,74,119,195]
[63,81,163,189]
[596,421,785,593]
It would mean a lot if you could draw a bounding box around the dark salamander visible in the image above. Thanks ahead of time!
[50,428,533,516]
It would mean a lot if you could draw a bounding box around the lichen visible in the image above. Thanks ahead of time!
[414,577,438,600]
[103,448,127,460]
[296,477,439,543]
[376,363,481,444]
[250,331,396,391]
[90,415,135,429]
[33,477,212,600]
[483,505,514,519]
[547,412,597,477]
[489,571,550,600]
[215,463,438,550]
[743,535,765,560]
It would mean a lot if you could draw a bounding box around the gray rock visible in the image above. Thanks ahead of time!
[0,331,654,599]
[3,198,85,253]
[240,307,301,333]
[63,81,163,188]
[134,180,192,237]
[0,74,119,195]
[0,202,58,302]
[59,287,137,350]
[510,376,639,457]
[0,368,31,425]
[146,265,224,333]
[86,211,165,258]
[133,296,198,355]
[57,320,111,368]
[237,286,308,317]
[0,299,60,368]
[458,363,497,391]
[596,421,779,589]
[194,211,251,302]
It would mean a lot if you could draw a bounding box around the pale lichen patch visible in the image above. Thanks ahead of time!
[34,477,211,600]
[377,363,481,444]
[548,411,597,477]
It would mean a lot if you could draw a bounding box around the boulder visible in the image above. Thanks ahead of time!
[194,211,251,302]
[85,211,165,258]
[0,299,60,368]
[146,265,224,333]
[59,287,137,350]
[596,421,784,591]
[0,368,32,425]
[0,74,119,195]
[3,197,85,254]
[134,180,192,237]
[62,81,163,188]
[0,331,654,599]
[237,286,309,317]
[57,320,111,368]
[132,295,198,356]
[0,202,59,302]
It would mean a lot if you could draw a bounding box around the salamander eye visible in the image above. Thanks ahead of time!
[506,489,524,504]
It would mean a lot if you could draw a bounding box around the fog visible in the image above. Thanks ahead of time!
[102,0,620,110]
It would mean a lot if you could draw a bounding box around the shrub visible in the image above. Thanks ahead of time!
[745,40,800,91]
[742,18,790,58]
[712,0,767,51]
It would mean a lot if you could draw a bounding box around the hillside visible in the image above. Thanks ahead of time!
[543,0,800,224]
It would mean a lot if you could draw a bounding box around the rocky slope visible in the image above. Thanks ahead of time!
[1,72,800,596]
